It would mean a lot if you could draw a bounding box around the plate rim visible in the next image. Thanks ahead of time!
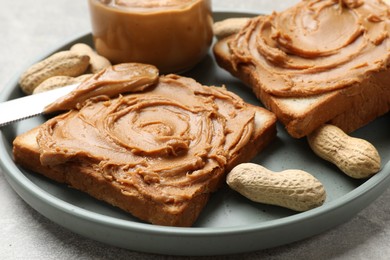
[2,145,390,235]
[2,132,390,255]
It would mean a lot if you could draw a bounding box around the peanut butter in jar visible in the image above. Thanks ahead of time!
[88,0,213,74]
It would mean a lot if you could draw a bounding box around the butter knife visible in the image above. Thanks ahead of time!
[0,83,79,128]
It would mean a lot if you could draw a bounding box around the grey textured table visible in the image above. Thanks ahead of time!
[1,0,390,259]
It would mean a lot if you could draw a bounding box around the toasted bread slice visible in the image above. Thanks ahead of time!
[214,36,390,138]
[213,0,390,138]
[13,74,276,227]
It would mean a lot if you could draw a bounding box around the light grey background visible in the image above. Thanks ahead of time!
[1,0,390,259]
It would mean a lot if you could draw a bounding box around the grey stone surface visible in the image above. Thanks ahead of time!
[1,0,389,259]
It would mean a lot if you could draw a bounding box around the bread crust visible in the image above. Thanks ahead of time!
[13,115,275,226]
[12,77,277,227]
[213,36,390,138]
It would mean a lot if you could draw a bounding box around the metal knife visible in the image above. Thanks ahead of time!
[0,83,79,128]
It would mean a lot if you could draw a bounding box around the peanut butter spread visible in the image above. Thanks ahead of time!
[228,0,390,97]
[37,64,258,205]
[44,63,159,113]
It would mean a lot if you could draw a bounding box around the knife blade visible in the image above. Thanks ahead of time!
[0,83,79,128]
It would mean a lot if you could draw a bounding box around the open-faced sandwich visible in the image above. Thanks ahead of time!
[13,63,277,226]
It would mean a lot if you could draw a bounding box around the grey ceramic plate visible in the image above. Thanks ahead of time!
[1,12,390,256]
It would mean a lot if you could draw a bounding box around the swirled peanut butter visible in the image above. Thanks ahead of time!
[228,0,390,97]
[44,63,159,113]
[36,65,259,205]
[88,0,213,73]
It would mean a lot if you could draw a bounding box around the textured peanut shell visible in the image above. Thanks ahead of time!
[32,74,93,94]
[226,163,326,212]
[19,51,90,94]
[307,124,381,179]
[70,43,111,73]
[213,17,251,40]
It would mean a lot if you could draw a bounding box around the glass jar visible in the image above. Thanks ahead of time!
[88,0,213,74]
